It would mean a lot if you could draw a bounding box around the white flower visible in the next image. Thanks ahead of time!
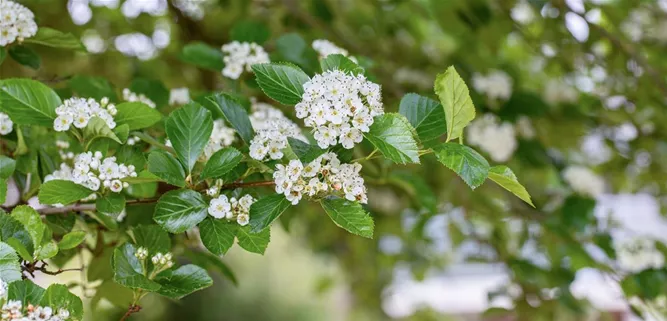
[208,195,231,219]
[312,39,356,62]
[0,0,38,46]
[221,41,270,79]
[236,213,249,226]
[543,79,578,105]
[515,116,536,139]
[53,97,116,131]
[123,88,156,108]
[169,87,190,106]
[562,166,605,198]
[472,70,513,101]
[0,112,13,135]
[467,114,517,162]
[616,238,665,273]
[248,100,306,161]
[203,119,237,160]
[297,70,383,149]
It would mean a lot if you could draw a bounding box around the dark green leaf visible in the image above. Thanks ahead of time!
[248,194,291,233]
[200,147,242,180]
[320,54,364,75]
[0,242,22,282]
[365,113,420,164]
[38,180,94,205]
[8,45,41,69]
[0,156,16,179]
[288,137,326,163]
[132,225,171,254]
[180,42,224,71]
[199,217,238,256]
[40,284,84,319]
[147,150,186,187]
[165,102,213,174]
[95,193,126,217]
[153,189,208,234]
[251,63,310,105]
[155,264,213,299]
[398,93,446,147]
[236,226,270,254]
[320,198,374,238]
[8,280,45,307]
[434,143,490,189]
[207,93,254,143]
[112,243,161,291]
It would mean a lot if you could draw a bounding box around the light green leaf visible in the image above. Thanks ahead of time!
[8,45,41,70]
[434,66,476,142]
[275,33,311,67]
[5,238,32,261]
[364,113,420,164]
[58,231,87,250]
[7,280,46,308]
[248,194,291,233]
[83,117,122,146]
[153,189,208,234]
[251,63,310,105]
[0,156,16,179]
[0,78,61,126]
[155,264,213,299]
[434,143,489,189]
[96,193,126,218]
[288,138,326,163]
[230,20,270,44]
[200,147,242,180]
[0,179,6,205]
[38,180,93,205]
[0,214,35,257]
[112,243,161,291]
[35,241,59,260]
[147,150,186,187]
[11,205,46,249]
[199,218,238,256]
[236,226,270,254]
[23,27,86,51]
[398,93,446,147]
[207,93,254,144]
[0,242,22,283]
[132,225,171,254]
[320,198,374,238]
[114,102,162,130]
[320,54,364,75]
[165,102,213,174]
[113,124,130,144]
[180,42,224,71]
[488,166,534,207]
[40,284,84,320]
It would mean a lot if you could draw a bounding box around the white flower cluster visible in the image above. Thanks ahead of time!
[54,140,75,161]
[168,87,190,106]
[472,70,513,101]
[202,120,237,160]
[45,152,137,194]
[207,194,255,226]
[273,153,367,205]
[543,79,578,105]
[248,101,306,161]
[562,166,605,198]
[467,114,517,162]
[312,39,354,61]
[123,88,156,108]
[53,97,117,132]
[0,113,13,135]
[1,300,70,321]
[615,238,665,273]
[151,252,174,269]
[221,41,270,79]
[296,70,383,149]
[0,0,38,46]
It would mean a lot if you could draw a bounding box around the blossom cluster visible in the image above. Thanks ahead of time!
[45,152,137,194]
[472,70,513,101]
[615,238,665,273]
[123,88,156,108]
[562,165,605,198]
[53,97,117,132]
[1,300,70,321]
[151,252,174,269]
[207,194,255,226]
[467,114,517,162]
[0,113,13,135]
[168,87,190,106]
[0,0,38,46]
[296,70,383,149]
[312,39,355,61]
[203,119,237,160]
[273,153,367,205]
[221,41,270,79]
[249,101,306,161]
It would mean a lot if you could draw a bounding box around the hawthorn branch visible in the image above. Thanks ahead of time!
[24,198,159,216]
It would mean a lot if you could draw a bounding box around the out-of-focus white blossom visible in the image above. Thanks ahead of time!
[615,238,665,273]
[0,0,38,46]
[53,97,117,132]
[562,165,605,198]
[221,41,269,79]
[169,87,190,106]
[515,116,536,139]
[173,0,208,20]
[1,299,71,321]
[249,101,306,161]
[202,120,237,160]
[123,88,156,108]
[472,70,513,101]
[296,70,383,149]
[543,79,578,105]
[467,114,517,162]
[273,153,367,205]
[127,136,141,145]
[312,39,356,62]
[0,113,13,135]
[207,194,254,226]
[511,0,535,25]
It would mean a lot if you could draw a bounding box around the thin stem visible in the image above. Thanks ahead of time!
[2,198,159,216]
[131,132,174,153]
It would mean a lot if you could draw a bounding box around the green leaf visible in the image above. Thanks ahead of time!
[113,124,130,144]
[236,226,270,254]
[83,117,122,146]
[132,225,171,254]
[0,214,35,257]
[248,194,291,233]
[122,170,162,184]
[68,75,117,101]
[434,66,476,142]
[184,251,237,286]
[58,231,87,250]
[40,284,84,320]
[11,205,46,249]
[153,189,208,234]
[114,102,162,130]
[288,138,326,163]
[35,241,58,260]
[96,193,126,218]
[8,280,46,307]
[251,63,310,105]
[0,156,16,179]
[147,150,186,187]
[155,264,213,299]
[180,42,224,71]
[0,179,6,205]
[200,147,242,180]
[320,198,374,238]
[165,102,213,174]
[45,214,76,236]
[364,113,420,164]
[320,54,364,75]
[388,172,437,213]
[487,166,534,207]
[434,143,489,189]
[398,93,447,147]
[23,27,86,51]
[113,243,161,291]
[0,242,22,283]
[207,93,254,144]
[199,218,238,256]
[8,45,41,69]
[230,20,270,44]
[38,180,93,205]
[129,78,169,108]
[0,78,61,126]
[275,33,313,68]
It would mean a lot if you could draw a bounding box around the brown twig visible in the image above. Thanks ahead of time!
[21,261,83,278]
[119,304,141,321]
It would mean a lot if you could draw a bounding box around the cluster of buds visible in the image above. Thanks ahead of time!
[151,252,174,269]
